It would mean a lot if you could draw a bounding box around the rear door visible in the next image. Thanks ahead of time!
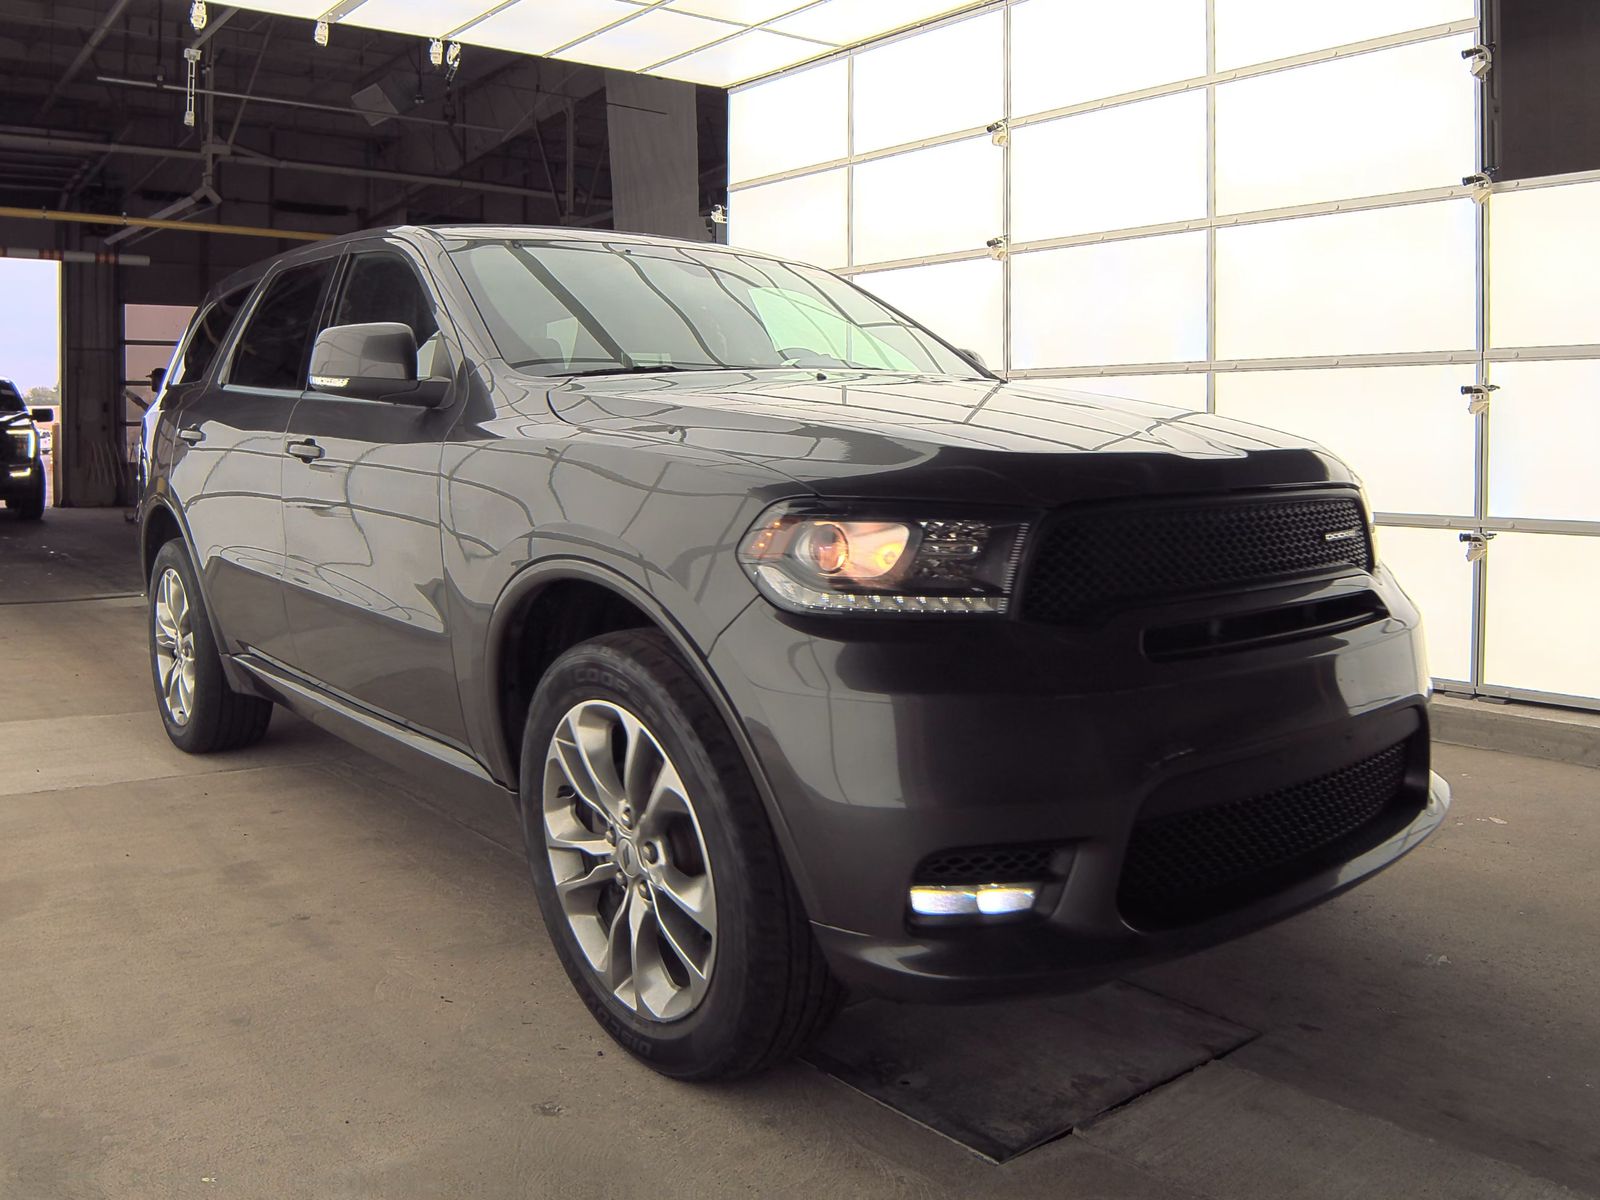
[166,257,337,660]
[279,244,465,740]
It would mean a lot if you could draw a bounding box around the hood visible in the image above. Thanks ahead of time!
[544,370,1354,508]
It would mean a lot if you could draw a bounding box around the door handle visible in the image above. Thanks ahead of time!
[286,438,325,462]
[177,427,205,445]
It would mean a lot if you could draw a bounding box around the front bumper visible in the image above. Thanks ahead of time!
[1,460,41,498]
[708,563,1447,1001]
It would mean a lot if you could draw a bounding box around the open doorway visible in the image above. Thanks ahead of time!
[0,257,62,509]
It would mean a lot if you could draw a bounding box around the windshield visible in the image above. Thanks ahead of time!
[447,238,977,378]
[0,384,23,414]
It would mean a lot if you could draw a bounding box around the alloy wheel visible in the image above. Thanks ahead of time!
[542,700,718,1022]
[153,567,197,726]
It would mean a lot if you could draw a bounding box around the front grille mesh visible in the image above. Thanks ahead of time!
[1118,740,1410,929]
[915,843,1060,884]
[1022,496,1372,624]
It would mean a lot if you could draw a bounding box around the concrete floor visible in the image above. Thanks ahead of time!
[2,511,1597,1199]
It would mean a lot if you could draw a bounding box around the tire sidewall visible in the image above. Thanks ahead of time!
[519,639,764,1077]
[148,540,227,752]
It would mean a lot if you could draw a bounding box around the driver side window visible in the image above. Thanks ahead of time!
[332,252,447,379]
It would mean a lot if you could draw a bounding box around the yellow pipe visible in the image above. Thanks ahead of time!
[0,205,331,243]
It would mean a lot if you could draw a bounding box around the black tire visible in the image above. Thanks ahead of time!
[148,539,273,753]
[11,470,44,520]
[519,629,841,1080]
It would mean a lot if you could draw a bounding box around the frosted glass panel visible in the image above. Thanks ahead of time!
[1067,373,1208,411]
[1012,92,1207,241]
[1375,525,1473,683]
[1011,0,1206,115]
[1216,202,1477,360]
[1485,534,1600,699]
[1215,0,1475,70]
[855,258,1004,370]
[730,62,846,183]
[1487,361,1600,522]
[853,13,1003,153]
[768,0,978,46]
[1216,366,1476,516]
[1490,181,1600,349]
[668,30,823,87]
[1011,232,1208,369]
[730,169,848,267]
[1216,37,1477,213]
[852,137,1001,266]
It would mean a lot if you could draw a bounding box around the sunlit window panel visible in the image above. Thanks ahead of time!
[669,0,809,21]
[125,304,195,343]
[1011,92,1206,242]
[1216,366,1476,516]
[1374,525,1473,683]
[1489,181,1600,350]
[1215,37,1477,214]
[730,62,847,183]
[1216,201,1477,360]
[1486,361,1600,523]
[852,13,1003,153]
[560,8,731,70]
[1485,534,1600,699]
[340,0,495,36]
[225,0,331,17]
[729,169,849,268]
[855,258,1004,370]
[851,137,1002,266]
[1010,0,1206,116]
[455,0,640,56]
[768,0,982,47]
[1213,0,1475,70]
[1011,232,1208,370]
[668,29,827,86]
[1065,373,1208,411]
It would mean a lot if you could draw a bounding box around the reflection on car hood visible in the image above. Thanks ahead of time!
[544,370,1352,507]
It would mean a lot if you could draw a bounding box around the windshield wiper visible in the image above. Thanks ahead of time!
[560,364,712,378]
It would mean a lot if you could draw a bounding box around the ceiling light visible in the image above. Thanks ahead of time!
[189,0,208,31]
[314,18,331,45]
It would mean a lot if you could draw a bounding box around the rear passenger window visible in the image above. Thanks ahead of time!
[229,260,335,390]
[333,253,446,378]
[170,287,248,387]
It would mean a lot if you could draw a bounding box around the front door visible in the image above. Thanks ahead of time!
[167,258,336,662]
[279,247,465,741]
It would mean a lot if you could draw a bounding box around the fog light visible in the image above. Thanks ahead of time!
[909,883,1039,917]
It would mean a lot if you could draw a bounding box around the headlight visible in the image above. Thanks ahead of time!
[7,429,36,459]
[738,503,1028,616]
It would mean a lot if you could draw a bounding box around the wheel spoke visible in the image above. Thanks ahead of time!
[555,859,619,908]
[637,760,689,834]
[655,865,716,933]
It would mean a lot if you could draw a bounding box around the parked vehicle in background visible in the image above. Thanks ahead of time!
[138,226,1451,1080]
[1,378,51,520]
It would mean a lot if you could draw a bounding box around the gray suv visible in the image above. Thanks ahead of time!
[139,226,1450,1079]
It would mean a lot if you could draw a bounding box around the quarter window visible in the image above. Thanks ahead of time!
[229,260,335,391]
[170,287,248,387]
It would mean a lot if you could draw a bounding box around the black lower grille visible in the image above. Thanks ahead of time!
[915,843,1062,884]
[1023,495,1373,624]
[1118,741,1412,929]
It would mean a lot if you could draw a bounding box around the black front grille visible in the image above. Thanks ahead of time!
[915,843,1062,884]
[1022,495,1372,624]
[1118,740,1412,929]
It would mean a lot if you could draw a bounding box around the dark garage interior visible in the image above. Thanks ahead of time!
[2,2,1598,1197]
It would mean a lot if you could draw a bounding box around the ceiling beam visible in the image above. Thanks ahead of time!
[35,0,137,122]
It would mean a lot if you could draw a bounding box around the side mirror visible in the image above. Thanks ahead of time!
[958,348,989,372]
[308,322,448,408]
[148,366,166,393]
[30,407,54,423]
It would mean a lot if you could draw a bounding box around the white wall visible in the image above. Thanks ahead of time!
[728,0,1600,707]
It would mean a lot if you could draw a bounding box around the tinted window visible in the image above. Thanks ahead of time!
[0,382,21,414]
[448,240,973,378]
[229,260,335,390]
[170,288,248,387]
[332,252,446,378]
